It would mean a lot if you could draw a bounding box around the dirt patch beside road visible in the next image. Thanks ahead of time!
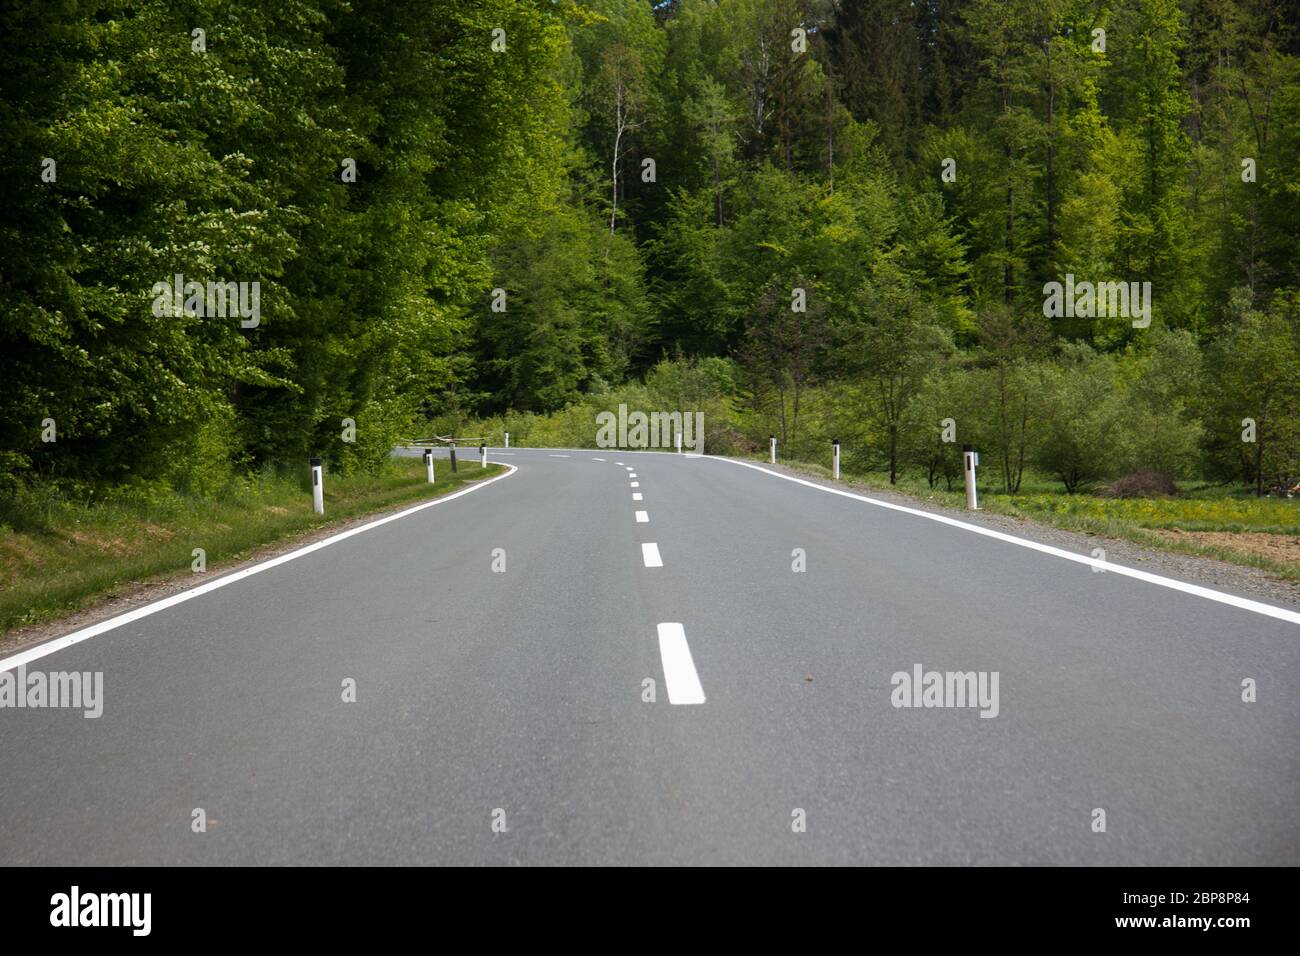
[1148,529,1300,568]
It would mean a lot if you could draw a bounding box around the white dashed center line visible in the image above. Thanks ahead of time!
[641,542,662,567]
[592,457,606,462]
[635,510,649,523]
[656,623,706,705]
[630,481,639,488]
[632,492,643,501]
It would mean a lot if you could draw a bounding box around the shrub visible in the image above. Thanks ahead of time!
[1099,470,1180,498]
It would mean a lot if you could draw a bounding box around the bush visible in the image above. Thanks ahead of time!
[1033,345,1128,493]
[1099,470,1180,498]
[1116,328,1203,478]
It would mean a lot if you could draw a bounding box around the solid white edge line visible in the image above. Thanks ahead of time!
[0,464,521,673]
[708,457,1300,627]
[641,542,663,567]
[657,623,705,704]
[635,510,649,523]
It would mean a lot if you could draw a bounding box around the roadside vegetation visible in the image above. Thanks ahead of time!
[0,460,503,636]
[450,354,1299,581]
[2,3,1296,608]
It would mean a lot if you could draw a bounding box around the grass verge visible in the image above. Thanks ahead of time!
[0,458,505,635]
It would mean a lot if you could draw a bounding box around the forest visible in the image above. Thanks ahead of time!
[2,0,1298,500]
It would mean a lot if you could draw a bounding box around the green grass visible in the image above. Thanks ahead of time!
[750,454,1300,583]
[0,458,504,636]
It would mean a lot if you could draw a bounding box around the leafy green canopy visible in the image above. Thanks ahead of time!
[2,0,1298,496]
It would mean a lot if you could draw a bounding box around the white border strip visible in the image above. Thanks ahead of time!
[710,457,1300,626]
[0,464,519,673]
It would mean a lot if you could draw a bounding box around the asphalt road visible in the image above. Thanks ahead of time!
[1,448,1297,865]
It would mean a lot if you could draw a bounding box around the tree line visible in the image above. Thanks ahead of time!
[1,0,1297,497]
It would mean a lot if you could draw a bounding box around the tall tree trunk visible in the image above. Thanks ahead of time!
[1253,429,1263,496]
[778,382,788,445]
[1014,396,1028,493]
[714,152,723,227]
[1045,41,1055,259]
[712,108,723,227]
[791,376,801,447]
[611,93,621,234]
[1002,80,1015,304]
[826,66,835,193]
[998,362,1012,493]
[1255,412,1265,497]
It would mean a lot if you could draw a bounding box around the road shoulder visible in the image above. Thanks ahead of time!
[714,456,1300,611]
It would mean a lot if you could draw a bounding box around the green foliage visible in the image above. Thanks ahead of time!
[0,457,504,633]
[1033,345,1129,492]
[2,0,1298,507]
[1,0,579,488]
[1203,290,1300,491]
